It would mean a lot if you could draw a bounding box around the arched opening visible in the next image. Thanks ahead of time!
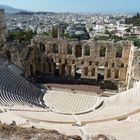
[100,46,106,57]
[85,45,90,56]
[84,67,88,76]
[75,45,82,57]
[54,63,59,77]
[105,62,108,67]
[67,44,72,54]
[115,69,119,79]
[75,67,82,79]
[107,69,111,78]
[89,61,92,65]
[53,44,58,53]
[61,64,65,75]
[91,68,95,76]
[112,62,115,68]
[95,61,99,66]
[97,67,105,81]
[72,60,75,64]
[120,62,124,68]
[116,47,123,58]
[30,64,33,77]
[81,60,84,65]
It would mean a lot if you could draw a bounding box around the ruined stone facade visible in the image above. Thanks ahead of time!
[0,10,137,90]
[20,35,132,89]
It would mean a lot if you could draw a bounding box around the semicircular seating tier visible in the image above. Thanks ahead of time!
[0,57,45,108]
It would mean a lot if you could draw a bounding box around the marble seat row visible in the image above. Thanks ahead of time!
[0,61,45,108]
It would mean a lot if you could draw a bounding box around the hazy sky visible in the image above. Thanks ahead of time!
[0,0,140,13]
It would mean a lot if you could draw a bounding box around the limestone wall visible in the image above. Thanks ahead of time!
[23,35,132,88]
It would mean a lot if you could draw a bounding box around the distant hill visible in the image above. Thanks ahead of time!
[0,4,30,14]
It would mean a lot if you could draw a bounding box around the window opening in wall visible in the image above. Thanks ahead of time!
[95,62,99,66]
[116,47,122,58]
[53,44,58,53]
[107,69,111,78]
[89,61,92,65]
[85,45,90,56]
[75,45,82,57]
[100,46,106,57]
[120,62,124,68]
[112,62,115,68]
[91,68,95,76]
[84,67,88,76]
[97,68,105,81]
[105,62,108,67]
[81,60,84,65]
[67,44,72,54]
[115,69,119,79]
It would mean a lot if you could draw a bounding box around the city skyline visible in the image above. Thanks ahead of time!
[0,0,140,13]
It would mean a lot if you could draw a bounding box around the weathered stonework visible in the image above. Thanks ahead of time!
[0,10,137,90]
[18,35,132,89]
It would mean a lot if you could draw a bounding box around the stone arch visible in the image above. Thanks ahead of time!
[107,69,111,78]
[67,44,72,54]
[91,68,95,76]
[75,45,82,57]
[116,47,123,58]
[84,45,90,56]
[84,67,88,76]
[115,69,119,79]
[100,46,106,57]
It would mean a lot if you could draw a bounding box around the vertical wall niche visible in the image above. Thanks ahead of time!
[75,45,82,57]
[116,47,123,58]
[84,45,90,56]
[67,44,72,54]
[100,46,106,57]
[115,69,119,79]
[53,44,59,53]
[107,69,111,78]
[84,67,88,76]
[91,68,95,76]
[61,64,65,74]
[105,62,108,67]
